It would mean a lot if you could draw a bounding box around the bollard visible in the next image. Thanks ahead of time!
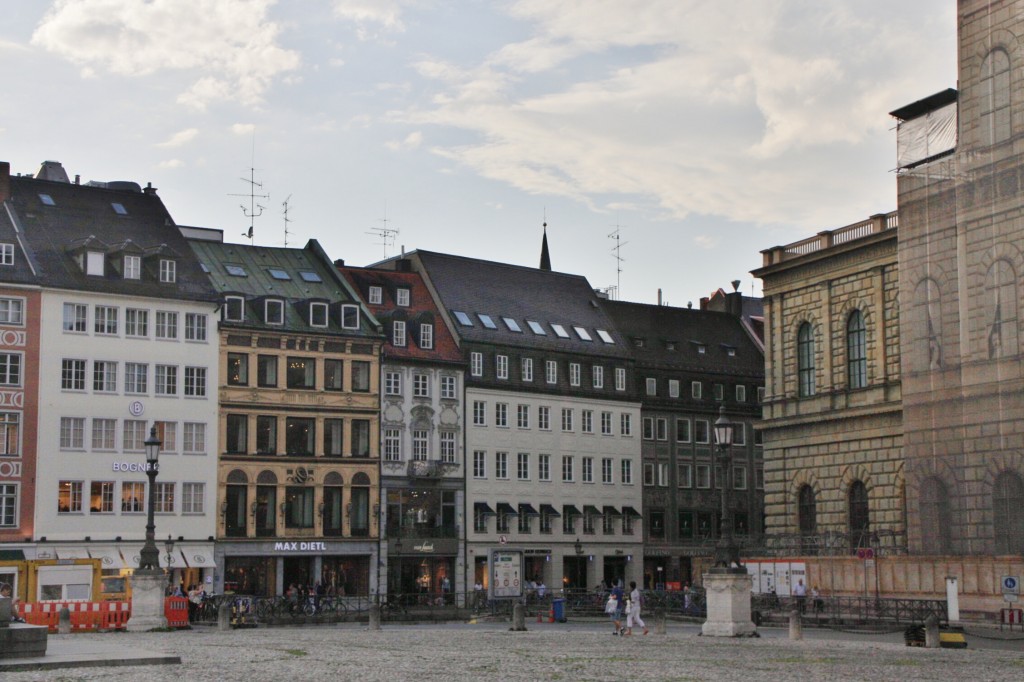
[217,601,232,631]
[925,614,940,649]
[58,605,71,634]
[369,604,381,631]
[511,603,527,631]
[654,608,667,635]
[788,609,802,641]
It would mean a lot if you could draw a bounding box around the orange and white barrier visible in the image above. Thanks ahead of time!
[164,596,189,628]
[18,601,131,632]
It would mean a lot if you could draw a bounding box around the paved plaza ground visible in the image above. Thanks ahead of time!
[4,621,1023,681]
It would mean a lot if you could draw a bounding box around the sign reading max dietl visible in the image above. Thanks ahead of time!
[274,541,328,552]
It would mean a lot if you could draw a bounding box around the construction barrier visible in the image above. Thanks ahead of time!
[17,600,131,632]
[165,596,190,628]
[1001,608,1023,631]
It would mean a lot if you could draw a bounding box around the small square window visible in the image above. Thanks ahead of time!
[368,286,382,304]
[396,289,410,307]
[268,268,291,280]
[298,270,322,282]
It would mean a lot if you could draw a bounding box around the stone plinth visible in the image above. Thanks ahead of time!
[128,572,168,631]
[701,570,757,637]
[1,598,48,660]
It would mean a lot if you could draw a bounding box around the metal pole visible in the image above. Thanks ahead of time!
[139,463,160,572]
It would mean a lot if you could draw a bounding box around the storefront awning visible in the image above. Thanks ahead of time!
[55,546,89,560]
[474,502,496,516]
[603,506,622,517]
[496,502,518,516]
[178,544,216,569]
[88,546,125,569]
[0,549,25,560]
[621,506,642,518]
[562,504,582,517]
[121,544,180,569]
[518,503,539,516]
[583,505,601,516]
[539,504,561,517]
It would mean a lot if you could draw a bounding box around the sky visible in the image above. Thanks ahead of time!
[0,1,957,306]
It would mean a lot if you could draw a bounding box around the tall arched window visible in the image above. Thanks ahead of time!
[225,469,248,538]
[919,476,952,554]
[985,259,1018,358]
[980,48,1011,146]
[797,323,815,397]
[323,472,344,537]
[798,484,817,554]
[351,472,371,537]
[847,310,867,389]
[848,480,870,551]
[913,278,942,371]
[255,470,277,538]
[993,471,1024,555]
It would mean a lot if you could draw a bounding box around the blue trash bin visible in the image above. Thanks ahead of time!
[552,597,566,622]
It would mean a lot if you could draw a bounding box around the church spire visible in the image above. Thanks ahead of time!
[539,220,551,271]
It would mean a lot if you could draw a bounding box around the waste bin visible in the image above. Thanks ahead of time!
[552,597,566,622]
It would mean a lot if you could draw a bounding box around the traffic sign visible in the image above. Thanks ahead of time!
[1002,576,1020,594]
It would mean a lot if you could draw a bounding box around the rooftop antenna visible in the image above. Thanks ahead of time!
[281,195,295,247]
[366,202,399,258]
[608,221,628,295]
[228,133,269,243]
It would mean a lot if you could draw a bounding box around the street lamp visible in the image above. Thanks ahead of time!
[137,426,163,573]
[712,406,742,571]
[574,537,583,556]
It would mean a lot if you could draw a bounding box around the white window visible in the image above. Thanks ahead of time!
[561,408,573,432]
[396,288,410,306]
[582,457,594,483]
[393,321,407,346]
[602,458,613,484]
[368,286,382,304]
[121,482,145,513]
[496,355,509,379]
[185,313,207,341]
[413,374,429,397]
[420,323,433,349]
[183,423,206,453]
[470,352,483,377]
[592,366,603,389]
[615,367,626,391]
[86,251,104,276]
[0,483,17,526]
[601,411,612,435]
[126,308,148,337]
[676,419,691,443]
[182,483,205,514]
[539,454,551,481]
[93,361,117,392]
[384,430,401,461]
[412,430,429,460]
[495,403,508,427]
[551,324,569,338]
[184,367,207,397]
[620,413,632,436]
[527,320,546,335]
[695,419,710,444]
[224,296,245,322]
[159,259,176,283]
[157,422,177,452]
[61,359,85,390]
[561,455,574,482]
[473,450,486,478]
[91,418,116,450]
[656,418,668,441]
[156,311,178,339]
[645,377,656,396]
[63,303,87,332]
[643,417,654,440]
[545,360,557,384]
[310,302,328,327]
[643,462,656,486]
[658,463,669,487]
[517,452,530,480]
[574,326,593,341]
[440,375,456,399]
[570,363,581,387]
[58,480,84,513]
[714,383,724,401]
[582,410,593,433]
[473,400,486,426]
[341,304,360,329]
[669,380,679,398]
[495,451,508,478]
[0,298,23,326]
[95,306,118,335]
[692,381,702,399]
[538,406,550,430]
[0,413,19,456]
[124,255,141,279]
[0,244,13,266]
[521,358,533,382]
[60,417,85,449]
[736,385,747,402]
[621,459,633,484]
[123,420,147,451]
[155,482,174,513]
[440,432,456,463]
[155,365,177,395]
[517,404,530,429]
[385,372,402,395]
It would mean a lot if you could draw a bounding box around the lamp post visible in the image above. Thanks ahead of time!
[138,426,162,573]
[712,406,742,572]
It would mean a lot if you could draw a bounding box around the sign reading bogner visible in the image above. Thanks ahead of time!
[274,542,328,551]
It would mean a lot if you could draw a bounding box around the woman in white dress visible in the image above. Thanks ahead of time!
[625,580,648,635]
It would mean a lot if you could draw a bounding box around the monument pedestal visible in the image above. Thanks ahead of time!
[701,569,757,637]
[128,572,168,631]
[1,597,47,659]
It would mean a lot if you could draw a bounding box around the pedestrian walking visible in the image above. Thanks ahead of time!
[793,579,807,614]
[606,581,625,635]
[625,580,648,636]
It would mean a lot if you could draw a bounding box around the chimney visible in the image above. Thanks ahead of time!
[334,259,345,267]
[143,182,157,196]
[0,162,9,203]
[657,288,662,306]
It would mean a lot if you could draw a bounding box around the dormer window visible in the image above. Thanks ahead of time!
[393,320,407,346]
[86,251,104,276]
[420,323,434,349]
[341,304,360,329]
[396,288,410,307]
[111,202,128,215]
[310,302,328,327]
[265,299,284,325]
[0,244,14,266]
[224,296,245,322]
[159,259,176,283]
[124,255,141,280]
[369,286,383,304]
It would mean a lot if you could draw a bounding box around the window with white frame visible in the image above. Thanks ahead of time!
[413,374,429,397]
[440,432,456,463]
[496,355,509,379]
[385,372,402,395]
[155,482,174,513]
[224,296,245,322]
[545,360,557,384]
[714,383,724,401]
[0,483,18,526]
[676,418,690,442]
[412,430,429,460]
[126,308,148,337]
[183,423,206,454]
[91,418,116,450]
[658,462,669,487]
[620,413,632,436]
[643,463,655,486]
[691,381,702,399]
[121,481,145,513]
[570,363,581,386]
[0,298,23,325]
[561,408,574,432]
[538,406,550,430]
[694,419,709,443]
[615,367,626,391]
[0,412,19,456]
[58,480,83,513]
[157,422,177,452]
[521,358,533,382]
[156,311,177,339]
[601,411,612,435]
[678,463,693,488]
[495,451,508,479]
[733,423,746,446]
[669,379,679,398]
[581,410,593,433]
[63,303,87,332]
[184,367,207,397]
[736,385,746,402]
[621,459,632,484]
[593,365,604,389]
[440,375,456,399]
[93,361,116,392]
[582,457,594,483]
[60,417,84,449]
[383,429,401,461]
[95,306,118,335]
[473,400,486,426]
[124,255,141,279]
[419,323,433,349]
[470,352,482,377]
[517,404,529,429]
[310,302,328,327]
[368,286,382,304]
[561,455,574,482]
[393,320,407,346]
[539,454,550,481]
[123,420,146,451]
[86,252,104,276]
[341,304,360,329]
[0,244,13,266]
[642,417,654,440]
[645,377,656,396]
[517,452,530,480]
[696,464,711,488]
[656,418,668,441]
[495,402,508,427]
[155,365,177,395]
[396,288,410,306]
[602,458,613,484]
[159,259,176,283]
[182,482,205,514]
[61,359,85,390]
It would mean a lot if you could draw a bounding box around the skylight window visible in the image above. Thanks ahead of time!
[38,194,55,206]
[111,202,128,215]
[503,317,522,332]
[596,329,615,344]
[527,320,546,335]
[298,270,322,283]
[200,263,210,273]
[478,314,497,329]
[573,326,593,341]
[551,324,570,338]
[453,311,473,327]
[225,265,247,277]
[268,268,291,281]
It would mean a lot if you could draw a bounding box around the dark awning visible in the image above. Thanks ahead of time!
[603,506,622,517]
[0,549,25,561]
[474,502,496,516]
[540,504,561,517]
[583,505,601,516]
[518,503,540,516]
[496,502,518,516]
[562,504,582,517]
[621,506,642,518]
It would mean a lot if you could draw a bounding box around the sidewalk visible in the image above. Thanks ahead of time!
[0,634,180,673]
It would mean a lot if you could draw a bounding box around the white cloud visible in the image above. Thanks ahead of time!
[157,159,184,169]
[385,131,423,151]
[31,0,300,110]
[156,128,199,148]
[231,123,256,135]
[694,235,717,250]
[331,0,410,40]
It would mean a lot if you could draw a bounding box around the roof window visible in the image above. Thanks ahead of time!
[503,317,522,332]
[268,268,291,281]
[596,329,614,344]
[573,326,592,341]
[453,311,473,327]
[526,320,546,335]
[111,202,128,215]
[478,314,497,329]
[551,324,570,338]
[38,194,55,206]
[225,264,247,277]
[298,270,322,283]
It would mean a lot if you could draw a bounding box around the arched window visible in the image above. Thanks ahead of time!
[848,480,870,551]
[323,472,344,537]
[985,259,1018,358]
[350,472,371,537]
[980,49,1011,146]
[993,471,1024,555]
[225,469,248,538]
[846,310,867,389]
[255,470,277,538]
[919,477,952,554]
[798,484,817,554]
[913,279,942,371]
[797,323,815,397]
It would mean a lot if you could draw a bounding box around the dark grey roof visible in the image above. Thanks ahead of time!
[6,175,215,301]
[410,250,632,359]
[0,206,41,287]
[601,300,764,377]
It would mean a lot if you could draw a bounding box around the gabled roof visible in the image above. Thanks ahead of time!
[0,202,41,287]
[6,173,215,301]
[397,250,631,360]
[600,299,764,377]
[338,265,462,364]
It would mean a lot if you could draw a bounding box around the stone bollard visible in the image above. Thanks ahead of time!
[654,608,667,635]
[925,614,940,649]
[58,606,71,634]
[369,604,381,631]
[511,603,527,631]
[217,601,232,631]
[788,609,802,641]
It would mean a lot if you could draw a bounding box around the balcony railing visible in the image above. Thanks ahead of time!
[761,211,898,266]
[407,459,459,478]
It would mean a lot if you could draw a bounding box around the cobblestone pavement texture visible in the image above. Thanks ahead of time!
[5,623,1024,681]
